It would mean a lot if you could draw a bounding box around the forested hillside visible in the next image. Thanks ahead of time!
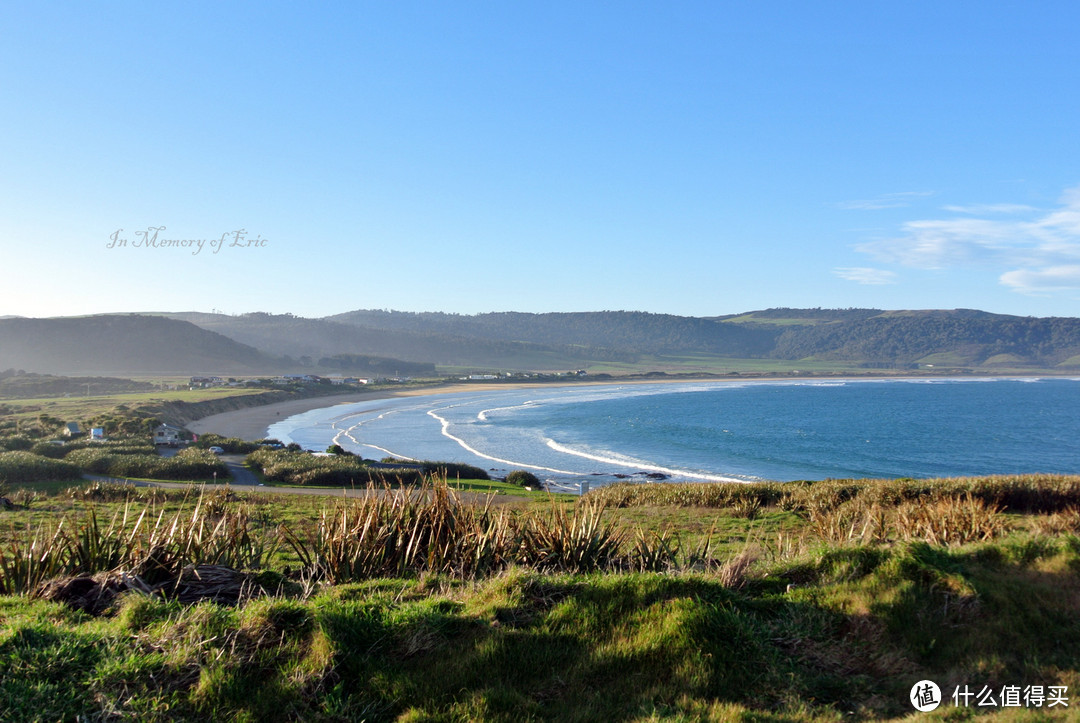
[327,310,777,356]
[754,309,1080,367]
[325,308,1080,369]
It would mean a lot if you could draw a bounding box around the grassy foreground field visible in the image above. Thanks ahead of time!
[1,475,1079,721]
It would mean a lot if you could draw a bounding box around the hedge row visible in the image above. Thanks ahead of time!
[0,451,82,484]
[247,448,423,486]
[63,448,227,481]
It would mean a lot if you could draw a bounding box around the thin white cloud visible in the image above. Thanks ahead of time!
[1000,266,1080,293]
[857,217,1028,268]
[836,191,934,211]
[833,267,898,285]
[942,203,1037,214]
[853,185,1080,293]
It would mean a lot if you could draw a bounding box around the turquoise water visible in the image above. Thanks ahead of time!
[268,378,1080,490]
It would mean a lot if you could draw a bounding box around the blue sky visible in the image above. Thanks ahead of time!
[3,2,1080,319]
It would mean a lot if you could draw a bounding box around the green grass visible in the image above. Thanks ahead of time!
[2,476,1080,720]
[584,354,875,376]
[2,543,1078,721]
[717,314,833,326]
[446,477,571,499]
[0,386,268,422]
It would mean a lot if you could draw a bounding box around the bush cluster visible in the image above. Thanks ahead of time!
[248,448,417,486]
[506,470,540,488]
[419,461,490,480]
[0,435,35,452]
[63,447,226,481]
[248,448,492,487]
[191,434,262,454]
[0,451,82,485]
[29,439,158,460]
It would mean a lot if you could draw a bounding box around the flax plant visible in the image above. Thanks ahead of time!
[526,497,624,572]
[0,522,68,594]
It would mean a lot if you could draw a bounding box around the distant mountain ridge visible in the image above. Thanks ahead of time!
[175,307,1080,371]
[324,309,776,356]
[0,315,273,375]
[4,308,1080,375]
[0,315,434,376]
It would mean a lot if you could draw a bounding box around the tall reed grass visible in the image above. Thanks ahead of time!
[0,479,742,599]
[0,488,278,595]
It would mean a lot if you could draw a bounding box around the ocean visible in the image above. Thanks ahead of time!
[267,377,1080,491]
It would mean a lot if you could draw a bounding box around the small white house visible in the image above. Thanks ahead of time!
[89,427,106,440]
[153,424,184,445]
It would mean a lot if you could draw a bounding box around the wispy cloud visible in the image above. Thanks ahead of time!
[942,203,1037,214]
[852,185,1080,294]
[836,191,934,211]
[1000,266,1080,293]
[833,267,897,285]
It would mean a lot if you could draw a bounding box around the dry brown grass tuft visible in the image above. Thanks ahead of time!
[716,548,760,589]
[892,493,1008,546]
[1031,506,1080,536]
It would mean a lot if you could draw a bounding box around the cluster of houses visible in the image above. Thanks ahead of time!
[460,370,589,382]
[188,375,380,389]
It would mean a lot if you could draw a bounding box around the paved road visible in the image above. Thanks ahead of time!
[155,449,257,485]
[219,454,260,486]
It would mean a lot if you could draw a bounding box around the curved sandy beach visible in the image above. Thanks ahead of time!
[185,377,740,441]
[186,373,931,442]
[187,383,564,440]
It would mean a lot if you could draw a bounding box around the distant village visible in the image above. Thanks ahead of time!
[185,370,591,390]
[186,375,384,389]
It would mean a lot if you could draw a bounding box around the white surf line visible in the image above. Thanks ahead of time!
[544,438,754,484]
[329,414,420,460]
[360,442,419,461]
[477,400,539,422]
[330,406,409,448]
[426,407,579,475]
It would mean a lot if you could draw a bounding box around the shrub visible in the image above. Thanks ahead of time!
[193,434,260,454]
[506,470,540,488]
[64,447,227,481]
[0,435,36,452]
[0,452,82,485]
[249,448,425,486]
[419,461,490,481]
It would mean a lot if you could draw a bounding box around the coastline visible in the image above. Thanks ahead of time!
[185,373,1058,442]
[186,376,752,440]
[188,381,611,440]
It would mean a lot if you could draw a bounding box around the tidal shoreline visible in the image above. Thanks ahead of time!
[187,378,725,440]
[185,371,1049,442]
